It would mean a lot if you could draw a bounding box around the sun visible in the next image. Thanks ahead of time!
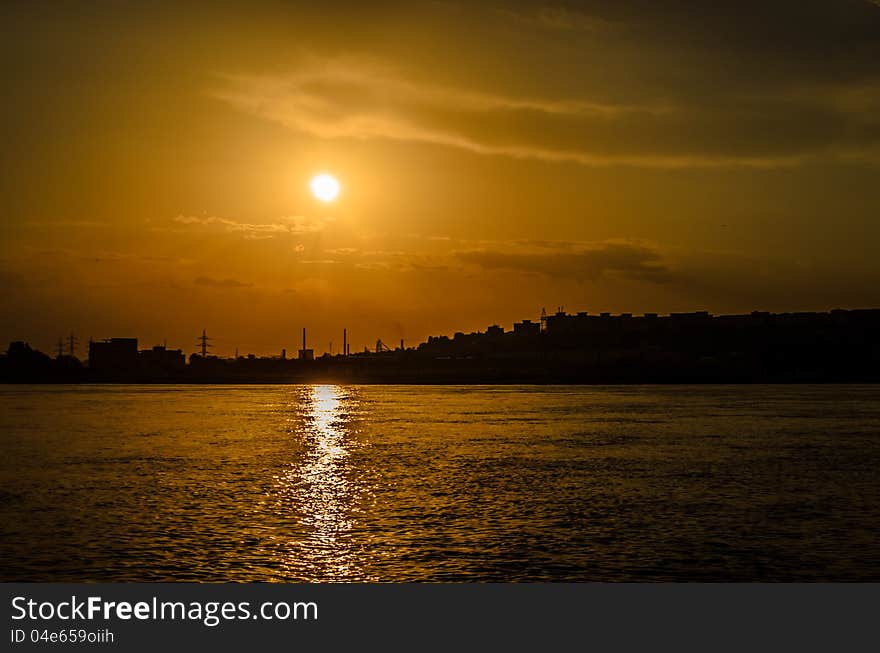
[310,173,340,203]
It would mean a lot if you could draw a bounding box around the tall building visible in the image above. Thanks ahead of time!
[88,338,138,373]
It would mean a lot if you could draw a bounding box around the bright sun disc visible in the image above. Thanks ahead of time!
[310,174,340,202]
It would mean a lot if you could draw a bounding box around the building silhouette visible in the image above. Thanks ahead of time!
[138,345,185,377]
[88,338,138,374]
[3,307,880,383]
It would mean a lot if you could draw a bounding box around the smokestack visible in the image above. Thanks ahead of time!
[400,338,404,351]
[302,327,306,352]
[343,328,347,357]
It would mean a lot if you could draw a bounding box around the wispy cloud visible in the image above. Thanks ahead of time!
[194,276,253,288]
[299,245,449,273]
[213,60,737,169]
[497,5,610,32]
[212,56,880,168]
[173,214,330,239]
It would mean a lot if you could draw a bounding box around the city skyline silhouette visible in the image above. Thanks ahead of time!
[4,305,879,384]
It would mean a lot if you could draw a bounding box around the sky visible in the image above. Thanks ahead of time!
[2,0,880,357]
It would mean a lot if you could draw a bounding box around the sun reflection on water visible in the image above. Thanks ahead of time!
[273,384,374,581]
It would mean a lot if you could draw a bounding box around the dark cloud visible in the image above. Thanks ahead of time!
[0,265,27,288]
[456,241,672,283]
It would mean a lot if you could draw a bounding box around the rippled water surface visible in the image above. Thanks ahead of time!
[1,384,878,581]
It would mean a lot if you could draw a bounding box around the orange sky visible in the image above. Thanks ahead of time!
[3,1,880,356]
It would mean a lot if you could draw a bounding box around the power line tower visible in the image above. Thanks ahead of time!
[197,329,213,357]
[56,337,64,359]
[67,332,78,358]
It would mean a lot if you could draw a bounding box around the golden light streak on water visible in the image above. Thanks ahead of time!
[275,385,374,581]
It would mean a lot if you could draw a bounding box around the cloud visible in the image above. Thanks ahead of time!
[455,240,672,283]
[22,219,112,229]
[498,6,608,32]
[291,234,671,281]
[214,38,880,168]
[194,276,253,288]
[324,247,360,255]
[213,60,729,169]
[174,214,329,238]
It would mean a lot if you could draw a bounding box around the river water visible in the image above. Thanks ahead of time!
[1,384,878,581]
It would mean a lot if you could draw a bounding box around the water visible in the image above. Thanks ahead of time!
[0,384,878,581]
